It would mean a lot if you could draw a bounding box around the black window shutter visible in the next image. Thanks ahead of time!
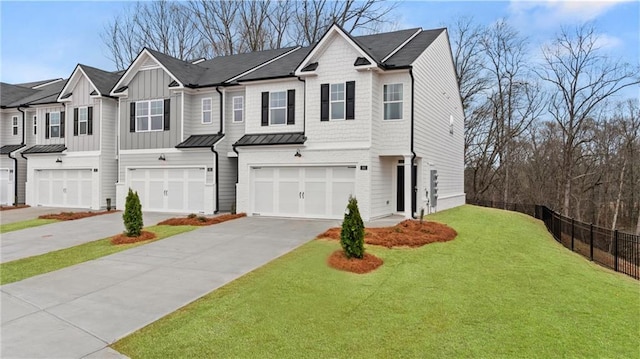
[45,113,50,139]
[320,84,329,121]
[129,102,136,132]
[346,81,355,120]
[287,89,295,125]
[87,106,93,135]
[73,108,79,136]
[164,99,170,130]
[60,111,65,138]
[261,92,269,126]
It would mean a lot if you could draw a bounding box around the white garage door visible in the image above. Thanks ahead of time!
[128,167,206,213]
[1,168,13,205]
[36,169,93,208]
[251,166,355,219]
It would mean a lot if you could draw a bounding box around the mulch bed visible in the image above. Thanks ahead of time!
[317,219,457,248]
[111,230,157,245]
[0,205,30,211]
[158,213,246,226]
[39,210,117,221]
[327,250,384,274]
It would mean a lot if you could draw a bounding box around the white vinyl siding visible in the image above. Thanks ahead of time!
[78,107,88,135]
[49,112,61,138]
[136,99,163,132]
[383,83,403,120]
[233,96,244,122]
[270,91,286,125]
[330,83,345,120]
[202,98,212,124]
[12,116,18,136]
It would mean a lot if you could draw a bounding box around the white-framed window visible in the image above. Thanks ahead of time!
[12,116,18,135]
[330,83,345,120]
[33,115,37,135]
[383,83,403,120]
[78,107,88,135]
[233,96,244,122]
[49,112,61,138]
[270,91,286,125]
[136,99,164,132]
[202,98,212,124]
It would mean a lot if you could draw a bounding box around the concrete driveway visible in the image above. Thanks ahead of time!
[0,206,91,225]
[1,216,337,358]
[1,211,179,263]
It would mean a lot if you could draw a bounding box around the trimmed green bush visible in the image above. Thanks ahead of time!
[340,196,365,259]
[123,188,143,237]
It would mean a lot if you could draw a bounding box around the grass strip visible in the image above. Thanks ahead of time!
[113,205,639,358]
[0,218,59,234]
[0,225,196,285]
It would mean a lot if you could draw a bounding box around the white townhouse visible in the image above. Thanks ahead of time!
[3,25,464,220]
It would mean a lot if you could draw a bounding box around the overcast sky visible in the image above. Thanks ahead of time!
[1,0,638,90]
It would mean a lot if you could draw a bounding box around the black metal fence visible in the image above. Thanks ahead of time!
[468,200,639,280]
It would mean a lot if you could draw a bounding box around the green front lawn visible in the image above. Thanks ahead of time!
[0,225,196,285]
[113,205,639,358]
[0,218,59,233]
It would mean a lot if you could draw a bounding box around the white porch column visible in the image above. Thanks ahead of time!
[404,155,412,219]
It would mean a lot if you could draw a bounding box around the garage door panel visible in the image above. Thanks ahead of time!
[303,181,327,216]
[1,169,12,205]
[36,169,93,208]
[278,180,299,215]
[331,182,355,217]
[254,182,274,214]
[128,167,206,213]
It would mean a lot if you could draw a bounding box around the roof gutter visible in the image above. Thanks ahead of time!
[410,68,417,219]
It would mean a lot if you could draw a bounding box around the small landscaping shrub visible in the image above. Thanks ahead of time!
[188,213,197,219]
[197,216,207,222]
[340,196,365,259]
[123,188,143,237]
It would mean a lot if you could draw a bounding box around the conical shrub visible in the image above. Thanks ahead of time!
[340,196,365,259]
[123,188,143,237]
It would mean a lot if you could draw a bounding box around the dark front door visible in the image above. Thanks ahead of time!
[396,164,417,213]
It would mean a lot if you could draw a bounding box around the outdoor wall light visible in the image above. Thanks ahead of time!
[158,153,166,161]
[55,157,62,163]
[294,149,302,158]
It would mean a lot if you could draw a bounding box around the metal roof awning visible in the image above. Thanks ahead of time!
[21,144,67,154]
[176,134,225,148]
[234,132,306,147]
[0,144,25,155]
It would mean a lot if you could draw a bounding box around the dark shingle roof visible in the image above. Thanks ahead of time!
[237,47,312,82]
[199,47,297,85]
[234,132,306,147]
[79,64,122,96]
[145,48,207,87]
[0,144,25,154]
[383,28,444,67]
[353,28,421,63]
[15,79,61,89]
[176,134,224,148]
[8,81,66,107]
[0,83,38,107]
[22,144,67,154]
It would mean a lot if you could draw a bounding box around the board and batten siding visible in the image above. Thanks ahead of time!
[66,75,100,152]
[100,99,118,208]
[216,88,245,212]
[119,68,182,149]
[35,105,66,145]
[304,32,372,147]
[25,110,37,146]
[411,30,465,210]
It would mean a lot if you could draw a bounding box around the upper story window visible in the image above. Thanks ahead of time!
[78,107,88,135]
[321,81,355,121]
[33,116,37,135]
[49,112,61,138]
[136,99,164,132]
[330,84,345,120]
[202,98,212,124]
[383,83,403,120]
[12,116,18,135]
[261,90,294,126]
[233,96,244,122]
[270,92,286,125]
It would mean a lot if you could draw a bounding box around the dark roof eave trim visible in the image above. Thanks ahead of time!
[233,142,305,147]
[236,74,297,83]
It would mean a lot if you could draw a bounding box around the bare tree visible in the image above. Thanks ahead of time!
[537,24,640,217]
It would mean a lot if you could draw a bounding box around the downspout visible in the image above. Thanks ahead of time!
[409,68,417,219]
[297,76,306,135]
[211,86,224,214]
[8,106,28,205]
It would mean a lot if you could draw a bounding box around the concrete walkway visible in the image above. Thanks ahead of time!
[1,217,337,358]
[1,212,176,263]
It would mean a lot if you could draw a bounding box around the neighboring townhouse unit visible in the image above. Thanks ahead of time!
[0,79,65,205]
[110,46,300,214]
[231,25,465,220]
[7,65,121,210]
